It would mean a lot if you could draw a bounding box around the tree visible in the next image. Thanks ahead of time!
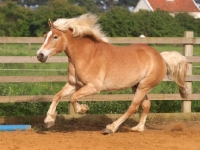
[100,8,184,37]
[118,0,139,7]
[99,7,134,37]
[0,1,31,36]
[131,10,152,37]
[73,0,102,14]
[1,0,200,37]
[133,9,183,37]
[7,0,48,6]
[148,9,183,37]
[175,13,199,37]
[30,0,87,36]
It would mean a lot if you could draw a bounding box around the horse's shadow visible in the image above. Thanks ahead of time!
[34,114,162,134]
[35,114,115,134]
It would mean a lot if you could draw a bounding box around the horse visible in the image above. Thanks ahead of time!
[36,13,188,134]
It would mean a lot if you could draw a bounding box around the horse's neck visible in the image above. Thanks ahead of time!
[65,33,96,63]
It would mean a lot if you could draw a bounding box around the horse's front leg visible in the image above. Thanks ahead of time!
[70,83,100,114]
[44,83,75,128]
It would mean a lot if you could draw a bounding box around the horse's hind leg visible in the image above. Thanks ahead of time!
[103,86,152,134]
[131,95,150,131]
[130,86,151,131]
[44,83,75,128]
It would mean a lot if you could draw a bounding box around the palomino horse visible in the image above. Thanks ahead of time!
[37,13,188,134]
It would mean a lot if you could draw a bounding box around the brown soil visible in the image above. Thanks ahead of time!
[0,120,200,150]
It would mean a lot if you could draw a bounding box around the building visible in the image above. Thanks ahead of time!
[134,0,200,18]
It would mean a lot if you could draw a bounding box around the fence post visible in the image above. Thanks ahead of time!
[4,37,6,50]
[28,43,31,51]
[182,31,193,113]
[68,103,75,115]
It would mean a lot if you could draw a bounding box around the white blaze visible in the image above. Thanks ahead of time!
[37,31,53,56]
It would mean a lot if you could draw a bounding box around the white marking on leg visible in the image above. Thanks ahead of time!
[70,83,98,113]
[47,84,75,115]
[104,105,138,133]
[44,83,75,128]
[131,116,147,132]
[131,98,150,132]
[73,102,82,113]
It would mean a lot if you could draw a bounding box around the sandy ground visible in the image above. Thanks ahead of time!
[0,120,200,150]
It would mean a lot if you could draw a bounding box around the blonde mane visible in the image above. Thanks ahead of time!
[53,13,108,43]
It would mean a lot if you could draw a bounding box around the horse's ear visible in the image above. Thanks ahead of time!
[48,19,53,28]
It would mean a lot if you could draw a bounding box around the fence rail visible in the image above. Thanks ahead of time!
[1,36,200,44]
[0,56,199,63]
[0,75,199,83]
[0,31,200,115]
[0,94,200,103]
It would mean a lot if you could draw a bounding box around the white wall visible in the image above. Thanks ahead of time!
[134,0,152,12]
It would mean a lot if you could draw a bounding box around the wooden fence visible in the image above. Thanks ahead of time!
[0,31,200,116]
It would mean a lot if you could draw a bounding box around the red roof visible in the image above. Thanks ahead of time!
[147,0,200,12]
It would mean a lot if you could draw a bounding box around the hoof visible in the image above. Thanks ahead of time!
[44,114,56,128]
[44,121,55,128]
[79,104,90,114]
[102,128,114,135]
[131,126,145,132]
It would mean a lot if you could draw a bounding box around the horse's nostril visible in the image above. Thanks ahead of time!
[39,53,44,58]
[37,53,46,62]
[37,53,44,60]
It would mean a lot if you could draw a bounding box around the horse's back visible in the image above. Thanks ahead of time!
[99,43,166,91]
[105,43,165,71]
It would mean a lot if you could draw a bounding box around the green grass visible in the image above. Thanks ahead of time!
[0,43,66,56]
[0,43,38,56]
[152,44,200,55]
[0,63,68,76]
[0,43,199,116]
[1,43,200,56]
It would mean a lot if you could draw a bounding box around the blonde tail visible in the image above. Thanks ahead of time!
[160,51,188,98]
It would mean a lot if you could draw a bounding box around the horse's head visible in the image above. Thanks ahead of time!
[37,19,66,62]
[37,14,108,62]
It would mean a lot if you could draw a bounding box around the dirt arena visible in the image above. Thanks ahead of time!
[0,120,200,150]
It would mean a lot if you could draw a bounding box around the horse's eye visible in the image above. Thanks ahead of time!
[53,35,58,39]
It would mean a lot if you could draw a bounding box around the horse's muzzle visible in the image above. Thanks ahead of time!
[37,53,47,62]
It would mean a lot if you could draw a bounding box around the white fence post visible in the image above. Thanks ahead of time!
[182,31,193,113]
